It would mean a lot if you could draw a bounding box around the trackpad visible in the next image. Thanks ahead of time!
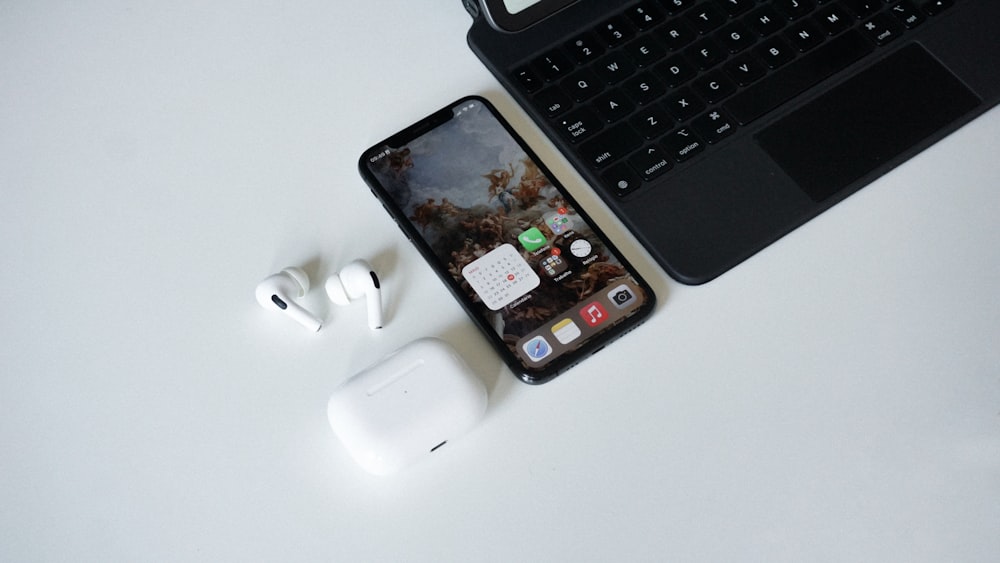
[757,44,980,203]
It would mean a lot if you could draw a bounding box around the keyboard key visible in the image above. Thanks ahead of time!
[591,91,635,122]
[565,32,605,64]
[596,15,635,47]
[663,88,706,120]
[623,73,666,105]
[755,36,797,68]
[562,68,604,102]
[714,0,755,18]
[656,19,697,51]
[626,1,665,30]
[556,107,603,143]
[691,110,738,143]
[775,0,817,20]
[841,0,881,19]
[718,22,757,53]
[693,71,737,103]
[723,53,767,85]
[661,127,705,161]
[594,53,636,84]
[921,0,954,16]
[535,51,573,81]
[628,145,673,180]
[815,4,853,35]
[579,123,642,168]
[890,1,926,28]
[600,162,641,196]
[685,3,727,34]
[861,13,905,45]
[659,0,697,16]
[687,38,727,70]
[535,87,573,117]
[784,20,824,51]
[513,66,543,93]
[655,55,697,87]
[724,29,873,124]
[624,36,666,67]
[630,105,674,139]
[747,5,786,36]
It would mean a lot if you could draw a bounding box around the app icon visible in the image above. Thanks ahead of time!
[539,253,568,277]
[517,227,547,252]
[551,318,581,344]
[606,284,636,309]
[569,238,593,258]
[580,301,608,327]
[522,335,553,362]
[544,208,574,235]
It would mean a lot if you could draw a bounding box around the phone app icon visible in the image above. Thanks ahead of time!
[580,301,608,327]
[606,284,637,309]
[544,208,573,235]
[539,253,568,277]
[517,227,547,252]
[551,318,581,344]
[522,335,553,362]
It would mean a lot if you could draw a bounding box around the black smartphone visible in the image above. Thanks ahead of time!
[359,96,655,384]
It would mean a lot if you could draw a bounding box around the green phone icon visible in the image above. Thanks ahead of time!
[517,227,547,251]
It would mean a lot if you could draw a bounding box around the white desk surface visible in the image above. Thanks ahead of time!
[2,2,998,561]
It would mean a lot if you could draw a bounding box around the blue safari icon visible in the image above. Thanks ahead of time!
[522,335,553,362]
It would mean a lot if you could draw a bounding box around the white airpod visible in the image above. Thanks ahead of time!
[255,267,323,332]
[325,260,383,330]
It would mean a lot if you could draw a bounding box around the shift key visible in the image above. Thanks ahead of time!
[579,123,642,168]
[724,30,873,125]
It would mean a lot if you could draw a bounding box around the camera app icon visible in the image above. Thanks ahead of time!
[606,284,636,309]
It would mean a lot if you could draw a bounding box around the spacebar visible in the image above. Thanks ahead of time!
[724,30,873,125]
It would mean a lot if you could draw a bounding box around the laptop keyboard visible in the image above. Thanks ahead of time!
[511,0,957,197]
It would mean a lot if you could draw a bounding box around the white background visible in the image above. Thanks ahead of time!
[2,1,998,561]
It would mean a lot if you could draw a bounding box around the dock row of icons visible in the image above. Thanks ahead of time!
[520,283,637,363]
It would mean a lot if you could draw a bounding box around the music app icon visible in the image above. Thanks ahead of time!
[579,301,608,328]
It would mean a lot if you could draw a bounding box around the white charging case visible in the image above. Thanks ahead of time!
[327,338,488,475]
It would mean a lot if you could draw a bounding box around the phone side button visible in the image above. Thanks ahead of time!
[600,163,642,197]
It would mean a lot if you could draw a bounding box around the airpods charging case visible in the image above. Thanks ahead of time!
[327,338,488,475]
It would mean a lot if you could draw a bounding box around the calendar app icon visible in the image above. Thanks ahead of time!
[461,244,540,311]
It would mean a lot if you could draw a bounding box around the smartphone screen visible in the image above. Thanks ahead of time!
[359,96,655,384]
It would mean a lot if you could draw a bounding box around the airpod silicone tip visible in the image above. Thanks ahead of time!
[281,267,310,295]
[324,275,350,305]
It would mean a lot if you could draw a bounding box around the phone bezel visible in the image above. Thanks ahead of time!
[479,0,577,32]
[358,95,655,384]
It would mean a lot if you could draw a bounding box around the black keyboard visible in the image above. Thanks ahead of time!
[511,0,956,197]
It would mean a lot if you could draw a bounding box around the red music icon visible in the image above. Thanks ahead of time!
[580,301,608,327]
